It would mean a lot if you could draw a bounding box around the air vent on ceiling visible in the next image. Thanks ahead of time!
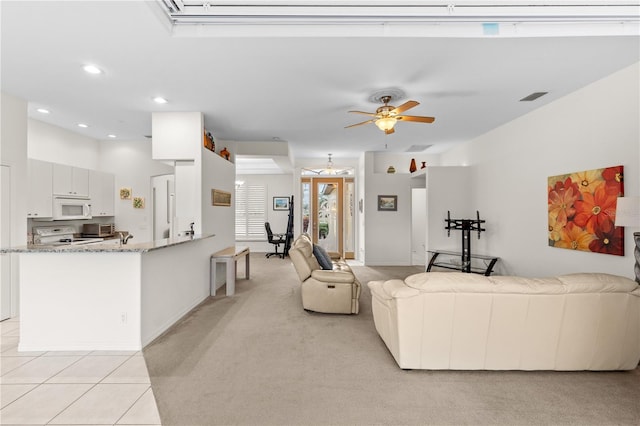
[406,144,432,153]
[161,0,184,14]
[520,92,548,102]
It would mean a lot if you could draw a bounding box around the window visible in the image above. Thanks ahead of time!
[235,184,267,240]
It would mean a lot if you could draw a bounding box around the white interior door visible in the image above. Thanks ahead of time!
[1,165,11,320]
[411,188,427,266]
[152,174,175,240]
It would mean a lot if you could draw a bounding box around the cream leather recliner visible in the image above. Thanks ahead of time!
[289,234,360,314]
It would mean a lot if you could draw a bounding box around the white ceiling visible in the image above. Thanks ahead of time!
[1,1,639,163]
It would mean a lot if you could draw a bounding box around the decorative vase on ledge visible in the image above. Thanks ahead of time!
[421,161,427,169]
[409,158,417,173]
[220,147,230,161]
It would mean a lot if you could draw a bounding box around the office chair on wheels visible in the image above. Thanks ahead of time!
[265,222,286,258]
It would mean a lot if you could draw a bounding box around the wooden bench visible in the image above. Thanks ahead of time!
[210,246,250,296]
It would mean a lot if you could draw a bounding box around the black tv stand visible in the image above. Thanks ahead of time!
[427,211,498,276]
[427,250,499,276]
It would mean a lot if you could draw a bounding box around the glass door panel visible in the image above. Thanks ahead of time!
[302,177,353,257]
[301,180,311,234]
[343,179,355,259]
[312,178,343,254]
[317,182,337,252]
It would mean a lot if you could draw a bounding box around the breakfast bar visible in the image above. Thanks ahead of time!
[4,234,218,351]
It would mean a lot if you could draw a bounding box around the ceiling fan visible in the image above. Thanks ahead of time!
[345,95,435,135]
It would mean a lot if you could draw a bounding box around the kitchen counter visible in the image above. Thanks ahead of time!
[10,233,225,352]
[2,234,214,253]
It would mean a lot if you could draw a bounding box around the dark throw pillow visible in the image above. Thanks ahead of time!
[313,244,334,270]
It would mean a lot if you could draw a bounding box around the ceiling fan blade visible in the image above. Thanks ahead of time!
[348,110,377,117]
[391,100,419,115]
[345,119,374,129]
[385,127,395,135]
[396,115,435,123]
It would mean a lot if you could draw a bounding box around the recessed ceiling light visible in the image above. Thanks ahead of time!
[83,64,102,75]
[36,108,50,114]
[77,123,89,128]
[107,134,117,138]
[153,97,168,104]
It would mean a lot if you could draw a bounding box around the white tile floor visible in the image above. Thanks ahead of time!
[0,317,162,425]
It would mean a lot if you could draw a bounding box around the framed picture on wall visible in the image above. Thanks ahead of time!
[273,196,289,211]
[119,187,132,200]
[212,189,231,206]
[133,197,145,209]
[377,195,397,211]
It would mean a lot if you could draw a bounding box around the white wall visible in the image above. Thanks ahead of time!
[174,160,198,235]
[201,146,235,249]
[424,166,473,254]
[98,140,174,243]
[151,112,202,161]
[1,92,28,317]
[1,166,11,319]
[1,94,28,246]
[411,187,426,265]
[28,119,99,169]
[236,173,293,253]
[363,152,413,265]
[440,62,640,279]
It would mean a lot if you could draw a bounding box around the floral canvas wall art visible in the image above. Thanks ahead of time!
[548,165,624,256]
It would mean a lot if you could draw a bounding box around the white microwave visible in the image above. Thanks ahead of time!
[52,197,92,220]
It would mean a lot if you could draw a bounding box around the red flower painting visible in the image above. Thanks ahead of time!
[548,165,624,256]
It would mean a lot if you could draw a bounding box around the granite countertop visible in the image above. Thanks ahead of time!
[1,234,215,254]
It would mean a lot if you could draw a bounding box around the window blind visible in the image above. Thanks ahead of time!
[235,184,266,239]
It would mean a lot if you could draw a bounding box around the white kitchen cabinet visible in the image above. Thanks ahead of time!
[53,164,89,197]
[27,159,53,218]
[89,170,115,216]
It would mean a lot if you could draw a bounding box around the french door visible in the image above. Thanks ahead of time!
[301,177,355,259]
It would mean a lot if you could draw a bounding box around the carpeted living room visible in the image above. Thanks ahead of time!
[143,253,640,425]
[1,2,639,425]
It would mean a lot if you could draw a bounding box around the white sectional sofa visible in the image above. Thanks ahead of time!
[368,272,640,370]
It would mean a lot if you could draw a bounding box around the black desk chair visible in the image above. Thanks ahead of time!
[265,222,286,258]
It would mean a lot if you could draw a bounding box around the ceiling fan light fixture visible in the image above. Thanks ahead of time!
[375,117,397,132]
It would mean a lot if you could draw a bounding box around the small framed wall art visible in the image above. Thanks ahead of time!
[273,196,289,211]
[120,187,132,200]
[212,189,231,206]
[377,195,397,211]
[133,197,145,209]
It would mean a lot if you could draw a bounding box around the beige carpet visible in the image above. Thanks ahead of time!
[143,254,640,426]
